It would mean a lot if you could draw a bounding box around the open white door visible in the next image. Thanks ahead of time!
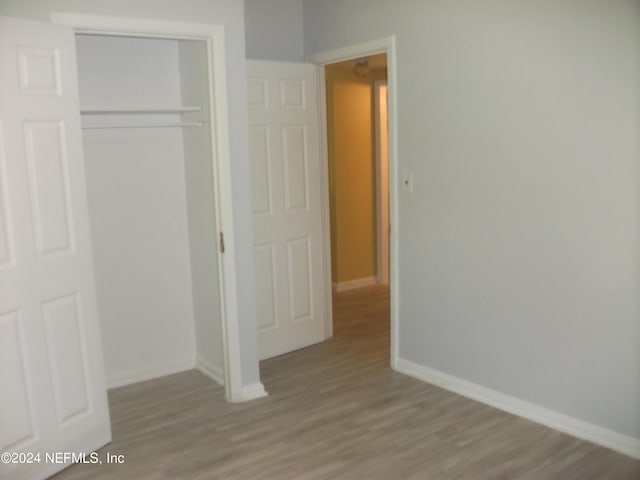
[248,61,326,360]
[0,16,111,480]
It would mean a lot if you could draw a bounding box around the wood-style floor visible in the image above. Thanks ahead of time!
[54,285,640,479]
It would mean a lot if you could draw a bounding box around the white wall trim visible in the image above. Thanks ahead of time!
[232,382,268,403]
[307,37,394,66]
[51,12,245,403]
[196,356,225,386]
[309,36,399,369]
[315,66,334,341]
[333,276,377,292]
[51,12,225,39]
[395,357,640,461]
[107,358,195,389]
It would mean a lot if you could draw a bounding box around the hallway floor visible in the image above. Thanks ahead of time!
[54,285,639,479]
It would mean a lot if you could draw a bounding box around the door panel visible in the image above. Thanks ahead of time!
[23,120,76,256]
[16,45,63,96]
[0,127,16,268]
[248,61,326,360]
[282,125,309,211]
[287,237,313,322]
[254,244,278,330]
[249,125,273,215]
[42,293,90,425]
[0,310,34,449]
[0,16,111,480]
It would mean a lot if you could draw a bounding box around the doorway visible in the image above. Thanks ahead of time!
[323,53,392,361]
[309,37,398,367]
[324,54,389,291]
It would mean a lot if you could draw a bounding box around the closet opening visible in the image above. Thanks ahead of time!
[74,31,229,398]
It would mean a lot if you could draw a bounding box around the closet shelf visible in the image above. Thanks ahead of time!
[80,106,202,115]
[82,121,204,129]
[80,107,204,129]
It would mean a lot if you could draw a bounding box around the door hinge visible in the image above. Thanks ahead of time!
[219,232,225,254]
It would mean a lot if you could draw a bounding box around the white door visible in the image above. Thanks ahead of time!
[248,61,326,360]
[0,17,111,480]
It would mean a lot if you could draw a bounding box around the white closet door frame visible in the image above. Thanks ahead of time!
[52,13,245,402]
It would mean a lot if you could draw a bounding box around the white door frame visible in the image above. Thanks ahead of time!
[51,13,245,402]
[307,36,399,369]
[374,80,390,286]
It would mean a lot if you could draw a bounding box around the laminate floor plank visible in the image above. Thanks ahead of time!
[52,285,640,479]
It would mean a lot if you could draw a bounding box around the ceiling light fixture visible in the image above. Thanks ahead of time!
[353,57,370,77]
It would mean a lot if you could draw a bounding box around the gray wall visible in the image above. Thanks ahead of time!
[0,0,262,387]
[304,0,640,440]
[244,0,304,61]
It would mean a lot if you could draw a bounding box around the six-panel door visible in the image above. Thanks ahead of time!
[0,16,111,480]
[248,61,327,360]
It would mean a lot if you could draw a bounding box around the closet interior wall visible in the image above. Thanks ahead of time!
[75,34,224,388]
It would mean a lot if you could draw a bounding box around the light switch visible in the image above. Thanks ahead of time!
[401,171,413,193]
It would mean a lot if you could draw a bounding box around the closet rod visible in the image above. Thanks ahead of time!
[80,107,202,115]
[82,122,204,130]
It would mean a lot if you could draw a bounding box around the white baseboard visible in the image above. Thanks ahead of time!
[106,357,195,389]
[333,276,377,292]
[395,357,640,460]
[229,382,268,402]
[196,356,225,386]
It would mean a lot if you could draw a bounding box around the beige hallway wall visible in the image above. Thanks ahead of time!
[326,63,387,286]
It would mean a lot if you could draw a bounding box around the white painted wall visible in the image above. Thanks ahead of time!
[304,0,640,442]
[244,0,304,61]
[179,40,225,384]
[0,0,262,387]
[77,35,196,387]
